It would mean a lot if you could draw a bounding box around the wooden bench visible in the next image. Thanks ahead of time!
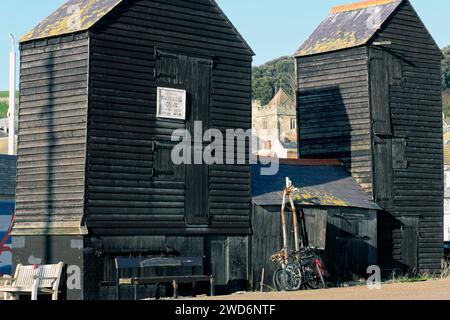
[115,256,215,300]
[0,262,64,300]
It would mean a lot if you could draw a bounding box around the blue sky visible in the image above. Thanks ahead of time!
[0,0,449,90]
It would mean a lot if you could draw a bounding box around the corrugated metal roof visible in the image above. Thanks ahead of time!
[252,163,381,210]
[20,0,123,43]
[295,0,404,57]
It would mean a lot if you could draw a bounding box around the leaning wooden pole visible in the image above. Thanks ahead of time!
[288,192,300,252]
[280,188,288,261]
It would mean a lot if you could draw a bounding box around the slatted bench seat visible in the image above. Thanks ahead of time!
[0,262,64,300]
[114,256,215,300]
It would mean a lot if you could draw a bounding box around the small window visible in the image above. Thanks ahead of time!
[290,118,297,130]
[446,172,450,189]
[392,138,407,169]
[262,119,268,130]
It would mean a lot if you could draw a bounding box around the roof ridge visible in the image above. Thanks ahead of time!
[331,0,399,14]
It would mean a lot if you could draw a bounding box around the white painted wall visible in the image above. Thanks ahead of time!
[444,168,450,242]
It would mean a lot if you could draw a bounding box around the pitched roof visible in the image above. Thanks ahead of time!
[268,89,294,109]
[252,161,381,210]
[20,0,255,55]
[295,0,404,57]
[20,0,123,43]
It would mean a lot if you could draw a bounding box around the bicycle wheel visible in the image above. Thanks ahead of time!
[273,264,302,291]
[273,268,286,291]
[305,263,326,289]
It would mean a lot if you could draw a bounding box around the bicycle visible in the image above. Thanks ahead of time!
[272,247,326,291]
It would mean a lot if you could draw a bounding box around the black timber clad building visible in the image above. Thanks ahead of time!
[14,0,254,299]
[295,0,444,273]
[0,155,16,201]
[251,159,380,287]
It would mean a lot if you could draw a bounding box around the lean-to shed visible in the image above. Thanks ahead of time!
[250,159,380,287]
[295,0,443,273]
[14,0,254,299]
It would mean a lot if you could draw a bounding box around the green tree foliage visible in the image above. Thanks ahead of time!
[442,46,450,90]
[0,92,19,118]
[443,47,450,117]
[252,56,296,105]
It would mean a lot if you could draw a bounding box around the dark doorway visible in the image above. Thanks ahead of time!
[401,216,420,273]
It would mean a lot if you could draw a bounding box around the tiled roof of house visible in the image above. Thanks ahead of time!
[269,89,293,108]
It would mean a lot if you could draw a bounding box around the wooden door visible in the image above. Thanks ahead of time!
[155,50,212,226]
[401,216,420,272]
[369,48,392,136]
[372,136,393,209]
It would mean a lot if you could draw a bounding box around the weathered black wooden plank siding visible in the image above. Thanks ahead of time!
[370,1,443,272]
[0,155,17,200]
[85,0,252,235]
[297,47,373,193]
[15,33,89,234]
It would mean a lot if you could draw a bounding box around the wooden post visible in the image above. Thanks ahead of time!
[210,276,215,297]
[192,281,197,297]
[288,193,300,252]
[172,281,179,299]
[116,269,120,301]
[260,268,265,292]
[280,188,289,261]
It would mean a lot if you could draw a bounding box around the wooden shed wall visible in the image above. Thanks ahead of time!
[85,0,252,235]
[370,1,443,272]
[296,47,373,193]
[250,205,377,289]
[15,33,89,235]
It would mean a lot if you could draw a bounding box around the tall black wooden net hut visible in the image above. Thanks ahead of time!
[295,0,443,273]
[13,0,254,299]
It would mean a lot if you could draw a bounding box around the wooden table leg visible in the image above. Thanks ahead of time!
[172,281,179,299]
[210,276,215,297]
[192,281,197,297]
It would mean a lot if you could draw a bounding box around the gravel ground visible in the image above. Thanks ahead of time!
[1,279,448,301]
[190,279,450,300]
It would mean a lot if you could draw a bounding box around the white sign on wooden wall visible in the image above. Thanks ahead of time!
[156,87,187,120]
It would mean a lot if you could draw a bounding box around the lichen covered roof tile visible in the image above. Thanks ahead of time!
[295,0,403,57]
[20,0,123,43]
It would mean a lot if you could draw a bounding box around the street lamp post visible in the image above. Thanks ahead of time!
[8,34,16,156]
